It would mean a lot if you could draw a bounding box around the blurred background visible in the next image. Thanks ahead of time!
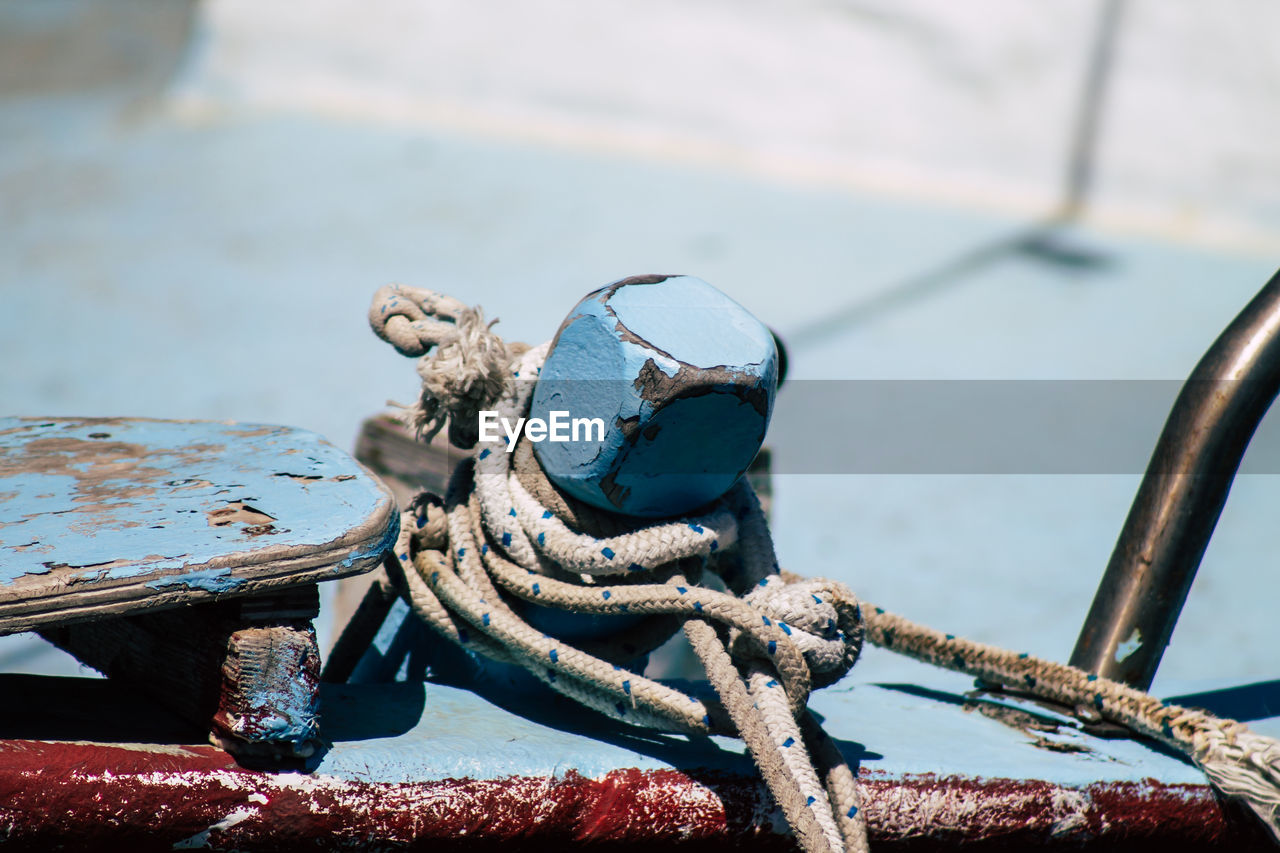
[2,0,1278,691]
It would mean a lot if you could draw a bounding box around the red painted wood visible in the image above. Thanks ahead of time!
[0,738,1270,851]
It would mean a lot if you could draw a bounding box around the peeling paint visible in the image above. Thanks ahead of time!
[145,567,247,594]
[171,804,261,849]
[528,276,778,517]
[1115,628,1143,663]
[0,418,397,628]
[337,518,401,572]
[0,739,1262,849]
[212,624,321,756]
[0,418,390,587]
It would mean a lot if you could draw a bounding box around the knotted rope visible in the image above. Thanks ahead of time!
[370,285,1280,848]
[375,286,869,853]
[370,284,524,448]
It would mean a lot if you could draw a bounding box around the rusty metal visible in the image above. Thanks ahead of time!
[1071,267,1280,688]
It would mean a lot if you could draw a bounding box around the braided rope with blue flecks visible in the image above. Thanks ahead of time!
[389,337,869,853]
[860,605,1280,843]
[372,285,1280,850]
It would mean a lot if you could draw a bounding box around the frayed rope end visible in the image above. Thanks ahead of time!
[407,306,511,447]
[1197,729,1280,842]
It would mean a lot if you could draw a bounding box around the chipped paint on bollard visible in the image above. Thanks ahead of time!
[530,275,778,517]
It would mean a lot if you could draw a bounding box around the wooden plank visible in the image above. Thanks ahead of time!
[351,413,461,507]
[322,562,399,684]
[327,414,463,638]
[39,608,230,734]
[0,417,399,633]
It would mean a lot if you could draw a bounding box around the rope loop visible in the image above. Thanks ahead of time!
[370,284,513,447]
[740,576,864,690]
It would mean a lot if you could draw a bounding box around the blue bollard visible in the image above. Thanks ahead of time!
[528,274,778,518]
[355,275,780,697]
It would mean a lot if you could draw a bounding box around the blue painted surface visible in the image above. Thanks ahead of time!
[146,567,246,594]
[353,598,652,700]
[317,649,1249,787]
[0,418,394,593]
[606,278,776,370]
[530,276,777,516]
[338,602,1280,787]
[3,29,1280,790]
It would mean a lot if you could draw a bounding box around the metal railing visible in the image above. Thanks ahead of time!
[1071,267,1280,689]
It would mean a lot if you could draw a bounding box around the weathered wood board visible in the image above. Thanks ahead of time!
[0,417,399,634]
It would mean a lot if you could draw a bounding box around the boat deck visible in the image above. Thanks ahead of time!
[3,2,1280,847]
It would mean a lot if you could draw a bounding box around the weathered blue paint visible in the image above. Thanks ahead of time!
[606,280,778,372]
[0,418,397,624]
[337,520,401,572]
[232,646,321,746]
[6,95,1279,689]
[146,567,247,593]
[340,603,1263,790]
[318,657,1228,789]
[6,36,1280,825]
[530,275,778,517]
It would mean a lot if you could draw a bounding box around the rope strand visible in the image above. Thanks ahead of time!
[860,603,1280,842]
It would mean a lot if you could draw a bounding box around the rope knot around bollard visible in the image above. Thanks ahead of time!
[370,282,1280,851]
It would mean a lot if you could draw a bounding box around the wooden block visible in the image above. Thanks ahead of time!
[0,417,398,634]
[352,413,465,508]
[528,275,778,517]
[39,606,232,732]
[213,622,321,760]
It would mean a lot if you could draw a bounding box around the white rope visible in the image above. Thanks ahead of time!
[370,284,1280,849]
[372,287,868,853]
[861,605,1280,843]
[369,283,516,448]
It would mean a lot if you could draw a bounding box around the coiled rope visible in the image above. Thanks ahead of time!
[371,284,1280,848]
